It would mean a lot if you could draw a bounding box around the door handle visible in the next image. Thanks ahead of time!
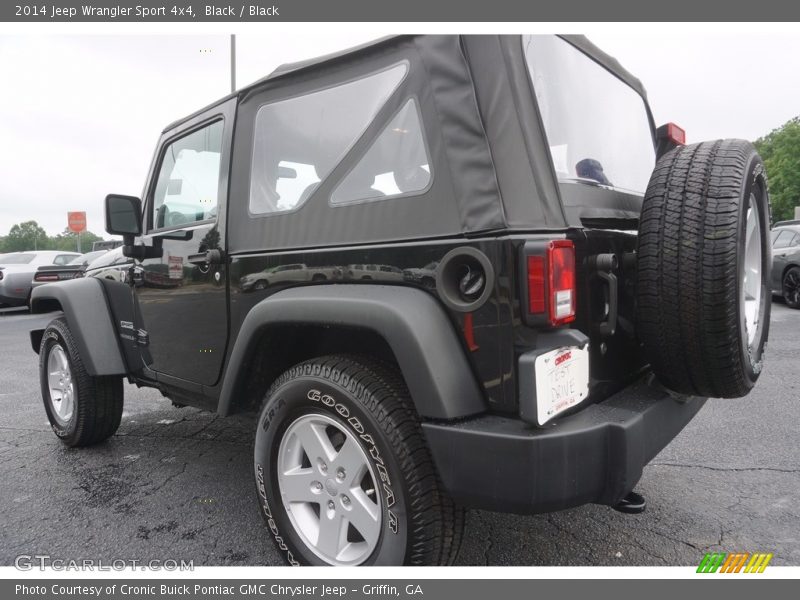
[188,249,224,265]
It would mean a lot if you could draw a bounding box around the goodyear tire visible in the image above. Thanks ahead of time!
[253,355,463,566]
[39,317,124,446]
[637,139,771,398]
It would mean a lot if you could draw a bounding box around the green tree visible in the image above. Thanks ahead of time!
[3,220,49,252]
[47,228,104,252]
[754,117,800,223]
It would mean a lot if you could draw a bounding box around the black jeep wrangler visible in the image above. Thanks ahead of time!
[30,35,772,566]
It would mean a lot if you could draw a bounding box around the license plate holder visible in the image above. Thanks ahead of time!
[534,345,590,425]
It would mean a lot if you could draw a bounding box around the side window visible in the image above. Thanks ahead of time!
[249,63,408,215]
[773,230,792,248]
[152,120,224,230]
[331,99,431,206]
[54,254,76,265]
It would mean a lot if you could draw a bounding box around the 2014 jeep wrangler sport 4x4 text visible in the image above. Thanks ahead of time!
[30,35,772,566]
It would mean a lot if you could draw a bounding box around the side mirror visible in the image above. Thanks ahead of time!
[105,194,143,259]
[655,122,686,159]
[105,194,142,238]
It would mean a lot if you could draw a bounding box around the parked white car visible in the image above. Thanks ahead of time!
[0,251,81,307]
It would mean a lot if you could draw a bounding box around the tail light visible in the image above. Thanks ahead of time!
[523,239,576,326]
[664,122,686,145]
[656,122,686,158]
[34,272,78,282]
[549,240,576,324]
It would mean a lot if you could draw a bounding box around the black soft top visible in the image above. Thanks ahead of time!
[164,35,647,133]
[158,35,653,252]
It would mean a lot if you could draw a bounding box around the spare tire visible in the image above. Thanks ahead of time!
[636,139,771,398]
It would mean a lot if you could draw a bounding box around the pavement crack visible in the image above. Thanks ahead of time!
[148,461,189,494]
[645,528,702,552]
[628,536,668,565]
[650,462,799,474]
[191,415,221,438]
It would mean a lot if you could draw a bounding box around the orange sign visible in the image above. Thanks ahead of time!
[67,211,86,233]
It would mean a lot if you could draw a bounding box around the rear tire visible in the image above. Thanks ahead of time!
[253,355,463,565]
[637,139,771,398]
[783,266,800,309]
[39,317,124,447]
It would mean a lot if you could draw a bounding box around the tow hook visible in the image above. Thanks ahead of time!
[613,491,646,514]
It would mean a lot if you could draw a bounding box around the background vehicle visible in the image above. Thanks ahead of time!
[82,246,132,283]
[771,220,800,308]
[403,261,438,288]
[30,250,109,290]
[29,35,771,566]
[240,263,344,291]
[346,264,404,282]
[0,251,80,307]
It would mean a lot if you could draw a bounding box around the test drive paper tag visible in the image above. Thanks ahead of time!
[534,345,590,425]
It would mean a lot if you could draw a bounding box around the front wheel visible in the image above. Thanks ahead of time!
[254,356,463,566]
[39,317,124,447]
[783,266,800,309]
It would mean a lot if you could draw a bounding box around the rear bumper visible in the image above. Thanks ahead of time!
[423,378,705,514]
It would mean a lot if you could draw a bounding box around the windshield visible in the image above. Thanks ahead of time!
[0,253,35,264]
[523,35,655,195]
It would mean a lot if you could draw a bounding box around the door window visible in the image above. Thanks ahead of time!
[151,120,224,230]
[773,230,795,248]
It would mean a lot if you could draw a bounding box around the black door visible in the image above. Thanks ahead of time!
[135,112,232,386]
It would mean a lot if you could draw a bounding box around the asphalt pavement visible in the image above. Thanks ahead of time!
[1,303,798,566]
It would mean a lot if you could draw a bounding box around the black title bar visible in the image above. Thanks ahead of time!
[3,0,800,22]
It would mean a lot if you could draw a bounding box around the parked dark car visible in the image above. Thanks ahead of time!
[29,35,772,566]
[771,220,800,308]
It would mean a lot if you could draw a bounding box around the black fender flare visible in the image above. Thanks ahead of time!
[218,284,486,420]
[29,278,127,376]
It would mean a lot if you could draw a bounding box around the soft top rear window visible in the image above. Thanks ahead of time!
[523,35,655,196]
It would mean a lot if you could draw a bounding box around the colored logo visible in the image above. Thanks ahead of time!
[697,552,773,573]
